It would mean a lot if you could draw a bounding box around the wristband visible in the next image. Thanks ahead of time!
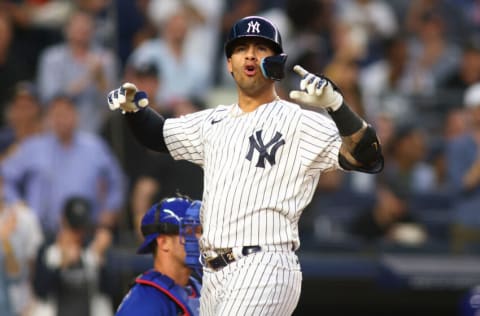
[328,103,364,136]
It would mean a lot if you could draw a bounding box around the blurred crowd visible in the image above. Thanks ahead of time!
[1,0,480,315]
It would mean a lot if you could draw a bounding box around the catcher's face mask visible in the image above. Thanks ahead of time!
[180,201,202,272]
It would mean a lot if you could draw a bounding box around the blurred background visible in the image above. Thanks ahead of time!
[1,0,480,315]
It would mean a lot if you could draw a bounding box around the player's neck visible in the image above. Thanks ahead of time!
[154,258,190,286]
[237,89,280,112]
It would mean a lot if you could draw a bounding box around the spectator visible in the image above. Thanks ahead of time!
[425,139,449,193]
[405,0,469,43]
[74,0,116,48]
[0,12,33,125]
[0,176,44,316]
[283,0,333,87]
[337,0,399,64]
[446,83,480,227]
[1,95,125,238]
[444,108,468,141]
[149,0,223,85]
[1,0,71,101]
[0,81,43,162]
[36,10,118,133]
[349,178,427,245]
[360,34,413,121]
[32,196,113,316]
[403,9,461,96]
[443,41,480,92]
[339,0,398,39]
[0,0,73,30]
[115,197,202,315]
[113,0,158,68]
[384,122,436,194]
[128,1,213,106]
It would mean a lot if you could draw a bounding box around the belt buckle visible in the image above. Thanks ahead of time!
[204,249,236,270]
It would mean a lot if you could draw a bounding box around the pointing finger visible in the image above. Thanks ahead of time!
[293,65,309,77]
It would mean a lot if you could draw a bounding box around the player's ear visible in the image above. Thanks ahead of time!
[155,235,169,251]
[227,58,233,74]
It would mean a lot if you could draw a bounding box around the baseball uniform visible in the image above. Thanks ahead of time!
[163,99,342,315]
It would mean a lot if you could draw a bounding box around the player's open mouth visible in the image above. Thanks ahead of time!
[244,65,256,76]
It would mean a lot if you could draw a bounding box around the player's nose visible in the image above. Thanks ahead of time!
[245,45,257,60]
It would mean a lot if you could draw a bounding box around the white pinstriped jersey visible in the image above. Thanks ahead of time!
[163,99,342,250]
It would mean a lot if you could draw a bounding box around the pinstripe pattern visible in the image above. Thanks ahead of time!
[200,251,302,316]
[164,99,341,314]
[164,100,342,251]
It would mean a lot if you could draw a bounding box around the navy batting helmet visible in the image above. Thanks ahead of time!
[225,16,283,58]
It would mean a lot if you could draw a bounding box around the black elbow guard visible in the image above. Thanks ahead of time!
[339,125,384,174]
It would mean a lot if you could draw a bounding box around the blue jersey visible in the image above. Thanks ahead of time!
[116,270,201,316]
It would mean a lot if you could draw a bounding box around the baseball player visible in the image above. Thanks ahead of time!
[115,197,202,316]
[108,16,383,316]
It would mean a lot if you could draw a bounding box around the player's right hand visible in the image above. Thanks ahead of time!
[107,82,149,114]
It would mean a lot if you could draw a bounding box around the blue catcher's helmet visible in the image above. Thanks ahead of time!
[224,16,287,81]
[137,197,192,254]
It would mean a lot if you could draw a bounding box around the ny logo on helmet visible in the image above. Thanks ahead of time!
[246,130,285,168]
[246,21,261,34]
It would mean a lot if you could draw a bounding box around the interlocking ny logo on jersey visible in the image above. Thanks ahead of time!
[246,21,261,33]
[246,130,285,168]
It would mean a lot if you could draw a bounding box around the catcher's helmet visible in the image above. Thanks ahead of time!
[137,197,192,254]
[225,16,283,58]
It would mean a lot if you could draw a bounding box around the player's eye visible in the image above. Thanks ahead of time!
[234,45,246,53]
[257,45,268,51]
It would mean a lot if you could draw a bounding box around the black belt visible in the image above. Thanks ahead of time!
[205,246,262,270]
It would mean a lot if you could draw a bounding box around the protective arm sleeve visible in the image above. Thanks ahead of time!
[125,107,168,153]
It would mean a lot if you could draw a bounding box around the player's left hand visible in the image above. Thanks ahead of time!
[289,65,343,111]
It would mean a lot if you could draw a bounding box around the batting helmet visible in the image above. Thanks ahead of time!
[224,16,283,58]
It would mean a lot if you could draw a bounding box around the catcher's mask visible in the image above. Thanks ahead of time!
[180,200,202,273]
[225,16,288,81]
